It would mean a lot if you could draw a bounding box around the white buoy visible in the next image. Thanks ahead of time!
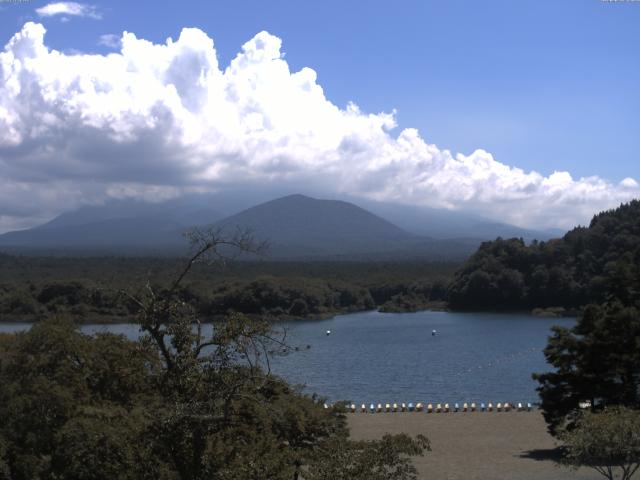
[326,330,331,336]
[432,329,437,336]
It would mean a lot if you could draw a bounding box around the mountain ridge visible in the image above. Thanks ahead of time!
[0,193,563,260]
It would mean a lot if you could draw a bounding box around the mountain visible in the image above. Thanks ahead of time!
[214,194,415,257]
[0,198,222,254]
[354,198,562,241]
[35,198,221,231]
[212,194,482,260]
[0,192,563,259]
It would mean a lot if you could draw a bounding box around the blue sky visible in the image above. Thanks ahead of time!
[0,0,638,230]
[3,0,638,179]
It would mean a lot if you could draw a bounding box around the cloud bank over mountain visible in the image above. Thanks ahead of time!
[0,22,637,232]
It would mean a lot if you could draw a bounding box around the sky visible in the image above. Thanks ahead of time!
[0,0,639,233]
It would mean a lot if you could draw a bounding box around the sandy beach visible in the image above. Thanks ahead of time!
[348,411,601,480]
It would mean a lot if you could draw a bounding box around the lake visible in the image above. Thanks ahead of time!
[0,310,573,405]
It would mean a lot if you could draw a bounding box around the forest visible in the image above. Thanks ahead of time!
[0,255,455,323]
[447,200,640,312]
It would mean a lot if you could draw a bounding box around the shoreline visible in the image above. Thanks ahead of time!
[0,305,577,325]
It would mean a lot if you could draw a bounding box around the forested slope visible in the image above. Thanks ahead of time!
[447,200,640,311]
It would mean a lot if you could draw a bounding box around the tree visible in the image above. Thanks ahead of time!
[305,433,430,480]
[50,406,155,480]
[560,406,640,480]
[533,304,640,435]
[0,435,9,480]
[447,200,640,311]
[0,227,430,479]
[123,228,428,479]
[0,317,160,480]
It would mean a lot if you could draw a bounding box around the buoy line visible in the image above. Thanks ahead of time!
[328,401,536,413]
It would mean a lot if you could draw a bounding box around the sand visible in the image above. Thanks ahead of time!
[348,411,602,480]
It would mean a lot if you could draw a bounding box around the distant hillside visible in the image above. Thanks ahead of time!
[215,194,412,256]
[36,199,220,231]
[0,198,221,253]
[355,199,563,241]
[0,193,476,259]
[0,192,556,260]
[447,200,640,311]
[214,194,482,260]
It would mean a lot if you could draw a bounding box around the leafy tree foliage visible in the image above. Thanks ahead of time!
[448,200,640,311]
[0,231,429,479]
[533,304,640,435]
[0,318,160,480]
[0,435,9,480]
[560,406,640,480]
[306,434,430,480]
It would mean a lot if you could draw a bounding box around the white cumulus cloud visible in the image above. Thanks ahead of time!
[0,22,637,233]
[98,33,120,49]
[35,2,101,19]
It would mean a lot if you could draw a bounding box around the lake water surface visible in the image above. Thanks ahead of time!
[0,310,573,405]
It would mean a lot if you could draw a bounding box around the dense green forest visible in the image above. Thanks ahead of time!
[447,200,640,312]
[0,255,455,322]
